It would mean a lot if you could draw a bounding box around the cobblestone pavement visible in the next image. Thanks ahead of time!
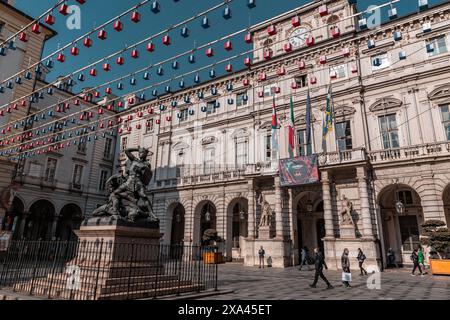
[202,263,450,300]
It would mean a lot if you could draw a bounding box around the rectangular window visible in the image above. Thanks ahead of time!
[335,121,353,151]
[371,53,390,72]
[206,101,216,115]
[175,151,185,178]
[121,137,128,151]
[264,84,278,97]
[264,134,272,162]
[28,163,42,178]
[77,138,87,154]
[297,130,312,156]
[44,158,58,182]
[179,109,189,123]
[397,190,413,206]
[103,138,113,160]
[236,91,248,107]
[203,148,215,174]
[72,164,84,187]
[235,140,248,168]
[427,36,448,57]
[294,75,308,88]
[145,119,154,134]
[440,105,450,140]
[378,114,399,149]
[330,64,347,79]
[99,170,109,191]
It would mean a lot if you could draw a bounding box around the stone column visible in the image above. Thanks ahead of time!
[357,166,374,238]
[50,215,59,240]
[274,176,283,239]
[247,179,256,239]
[321,171,334,237]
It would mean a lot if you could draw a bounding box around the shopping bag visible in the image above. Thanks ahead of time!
[342,272,352,282]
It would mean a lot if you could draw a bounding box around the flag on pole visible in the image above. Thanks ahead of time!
[305,89,312,145]
[322,85,334,139]
[288,95,295,157]
[271,96,279,160]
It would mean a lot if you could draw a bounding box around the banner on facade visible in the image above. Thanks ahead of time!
[278,156,319,186]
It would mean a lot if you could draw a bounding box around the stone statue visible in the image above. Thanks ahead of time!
[339,195,354,225]
[258,194,273,227]
[92,147,159,222]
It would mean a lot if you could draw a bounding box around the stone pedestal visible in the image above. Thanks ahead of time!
[258,226,272,240]
[340,224,356,239]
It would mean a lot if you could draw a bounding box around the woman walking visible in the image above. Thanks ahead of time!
[418,247,427,274]
[357,248,368,276]
[411,248,424,276]
[341,248,351,288]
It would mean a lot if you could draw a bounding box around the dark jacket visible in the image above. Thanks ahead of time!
[357,251,366,262]
[314,252,327,271]
[341,253,350,272]
[411,251,419,263]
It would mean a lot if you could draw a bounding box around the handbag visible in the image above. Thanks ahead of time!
[342,272,352,282]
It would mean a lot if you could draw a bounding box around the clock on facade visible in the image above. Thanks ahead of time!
[289,27,310,47]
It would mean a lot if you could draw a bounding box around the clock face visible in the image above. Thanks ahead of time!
[289,27,310,47]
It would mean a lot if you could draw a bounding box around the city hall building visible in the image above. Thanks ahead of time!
[113,0,450,269]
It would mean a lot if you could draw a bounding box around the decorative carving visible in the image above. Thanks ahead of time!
[201,136,217,145]
[428,84,450,102]
[368,97,403,113]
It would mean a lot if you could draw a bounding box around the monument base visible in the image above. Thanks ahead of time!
[340,224,356,239]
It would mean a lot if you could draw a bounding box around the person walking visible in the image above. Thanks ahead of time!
[258,246,265,269]
[299,246,310,271]
[411,248,424,276]
[341,248,351,288]
[387,248,398,268]
[309,247,333,289]
[418,247,427,274]
[357,248,368,276]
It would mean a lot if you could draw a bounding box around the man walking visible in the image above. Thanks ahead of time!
[258,246,265,269]
[411,248,424,276]
[299,246,310,271]
[341,248,351,288]
[309,247,333,289]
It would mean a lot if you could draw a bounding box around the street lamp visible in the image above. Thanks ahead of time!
[239,202,246,220]
[204,203,211,222]
[394,179,404,214]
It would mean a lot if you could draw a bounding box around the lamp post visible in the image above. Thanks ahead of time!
[204,203,211,222]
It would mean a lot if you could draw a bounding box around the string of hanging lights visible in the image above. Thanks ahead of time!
[0,36,435,160]
[0,0,411,133]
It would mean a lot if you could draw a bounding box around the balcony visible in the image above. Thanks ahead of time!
[317,148,367,167]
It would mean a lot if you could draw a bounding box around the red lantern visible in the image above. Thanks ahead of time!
[58,3,69,15]
[127,115,133,121]
[21,100,27,107]
[162,35,171,46]
[57,53,66,62]
[98,29,107,40]
[93,91,100,98]
[166,116,172,122]
[88,111,94,118]
[136,124,142,130]
[298,60,306,69]
[108,120,114,127]
[113,20,123,32]
[128,97,135,105]
[146,42,155,52]
[342,48,350,57]
[224,40,232,51]
[90,68,97,76]
[131,11,141,23]
[156,119,161,125]
[242,79,250,86]
[277,67,286,76]
[259,72,266,81]
[76,0,86,4]
[116,56,124,65]
[148,108,154,114]
[100,122,105,128]
[351,65,358,73]
[306,36,315,47]
[74,99,80,106]
[131,49,139,59]
[19,32,28,42]
[137,111,143,117]
[331,27,340,38]
[244,57,252,67]
[225,63,233,73]
[103,62,111,71]
[319,56,327,65]
[274,87,281,94]
[258,91,264,98]
[206,47,214,57]
[291,82,298,89]
[13,103,18,110]
[330,71,337,79]
[31,23,41,34]
[80,114,85,120]
[105,87,112,94]
[45,14,55,25]
[263,50,272,60]
[292,16,301,27]
[284,43,292,52]
[309,76,317,84]
[244,32,252,43]
[117,101,124,108]
[83,37,92,47]
[118,128,123,134]
[319,5,328,17]
[267,25,277,36]
[98,108,104,115]
[70,46,79,56]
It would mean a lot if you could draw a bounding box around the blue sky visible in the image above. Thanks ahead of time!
[12,0,447,97]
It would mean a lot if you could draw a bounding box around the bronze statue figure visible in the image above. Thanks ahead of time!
[93,147,158,222]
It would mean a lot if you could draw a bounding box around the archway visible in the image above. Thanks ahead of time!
[296,191,324,256]
[24,200,55,240]
[56,204,83,241]
[379,184,423,265]
[443,184,450,227]
[193,201,217,246]
[2,197,24,238]
[226,198,248,262]
[170,203,185,246]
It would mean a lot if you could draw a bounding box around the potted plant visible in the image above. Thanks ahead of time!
[421,219,450,275]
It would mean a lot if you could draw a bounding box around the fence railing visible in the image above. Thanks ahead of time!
[0,240,219,300]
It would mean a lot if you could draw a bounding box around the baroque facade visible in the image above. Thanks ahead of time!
[118,0,450,269]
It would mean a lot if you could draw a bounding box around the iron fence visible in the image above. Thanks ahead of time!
[0,240,219,300]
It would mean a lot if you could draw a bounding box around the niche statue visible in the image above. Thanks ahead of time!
[92,147,159,222]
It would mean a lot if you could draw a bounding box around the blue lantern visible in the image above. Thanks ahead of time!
[67,78,74,86]
[211,87,217,95]
[171,101,177,108]
[139,92,146,101]
[179,79,185,88]
[8,40,16,50]
[194,73,200,83]
[181,26,189,37]
[15,76,22,84]
[228,98,234,105]
[0,47,5,56]
[25,71,32,80]
[367,39,376,49]
[157,66,164,76]
[0,86,4,93]
[209,69,216,78]
[46,59,54,68]
[184,96,190,103]
[143,71,150,80]
[247,0,256,8]
[6,81,13,89]
[188,54,195,64]
[165,85,171,93]
[197,91,204,99]
[78,74,85,81]
[117,82,124,90]
[151,1,160,13]
[35,65,42,74]
[201,16,209,28]
[172,60,179,69]
[47,88,53,95]
[130,77,137,86]
[226,83,233,91]
[152,89,158,96]
[223,6,232,19]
